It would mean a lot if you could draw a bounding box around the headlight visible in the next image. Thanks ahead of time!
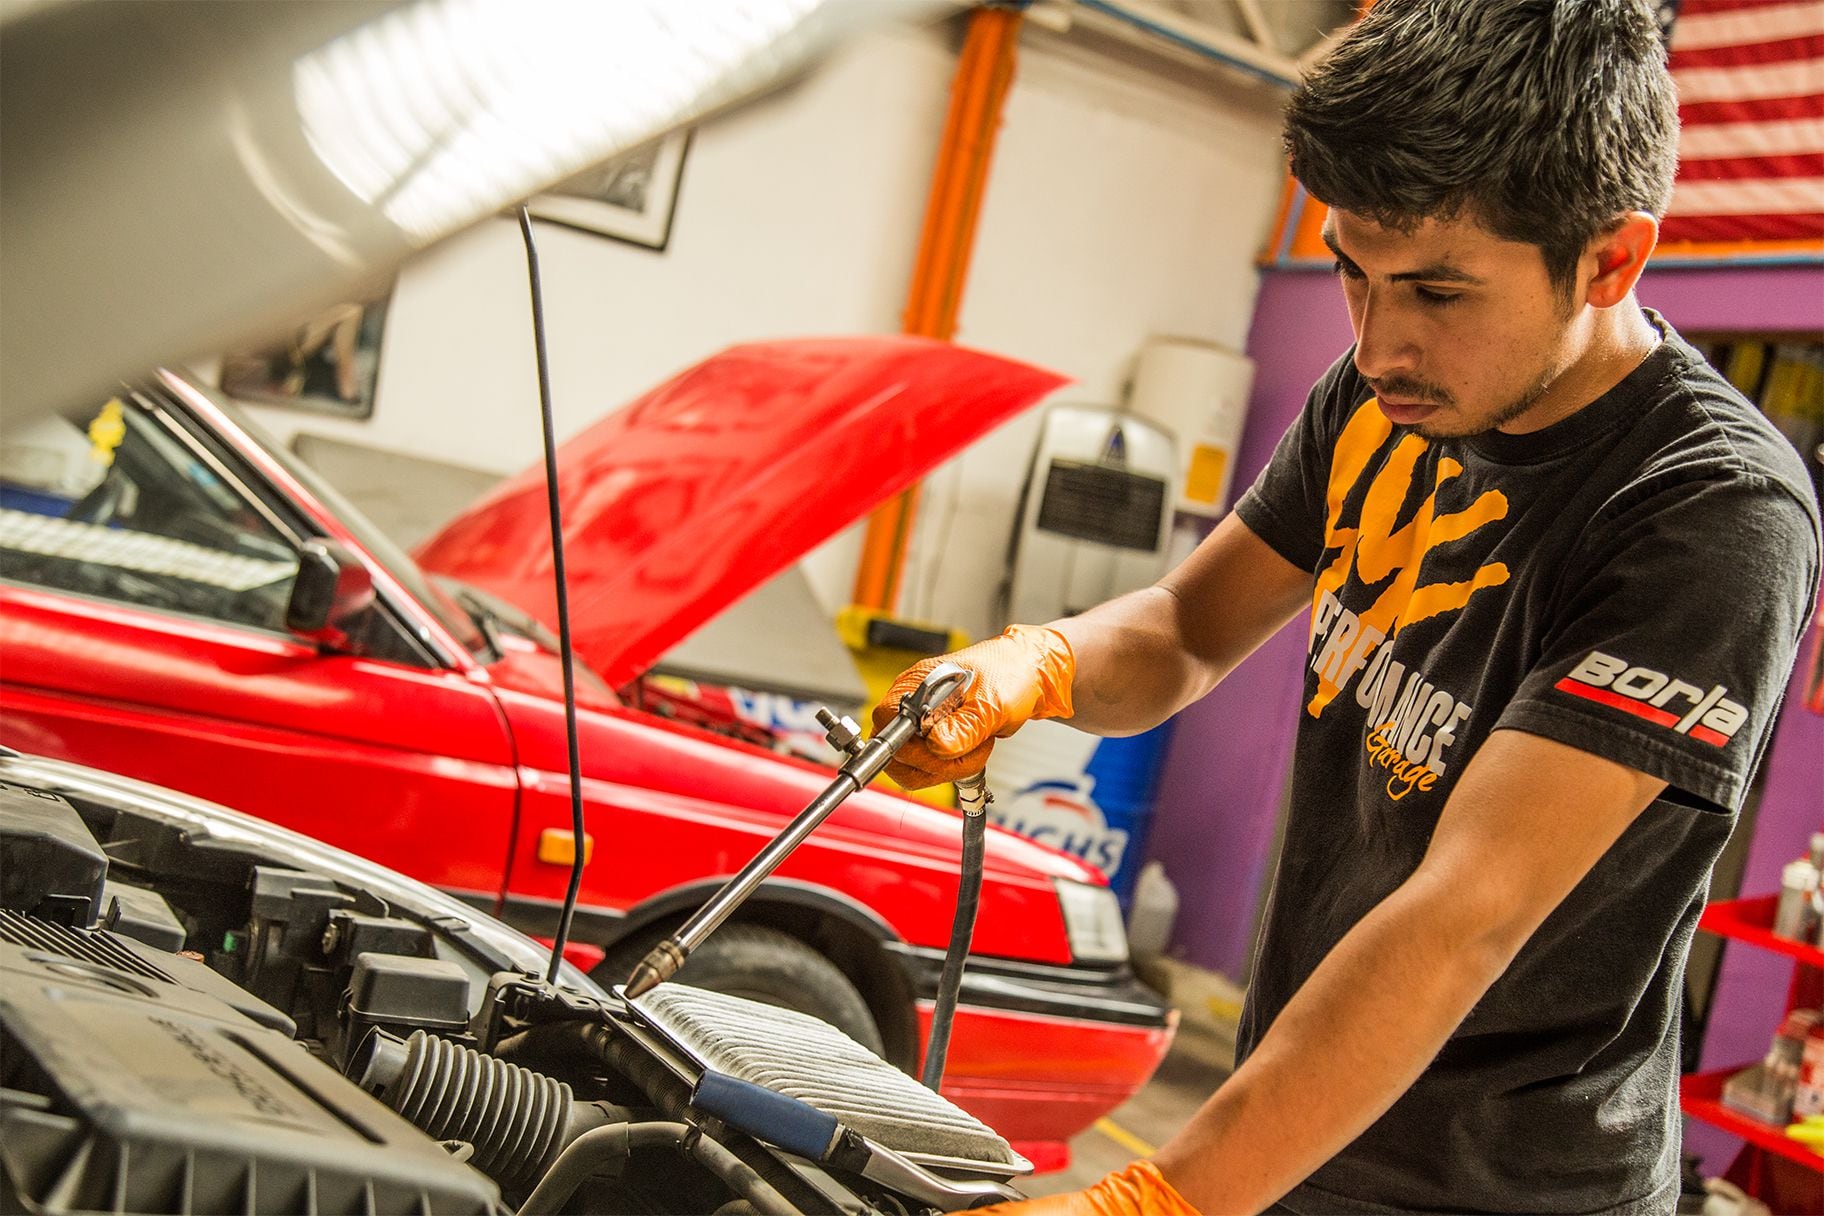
[1052,878,1129,964]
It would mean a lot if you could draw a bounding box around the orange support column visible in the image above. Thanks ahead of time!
[851,5,1024,613]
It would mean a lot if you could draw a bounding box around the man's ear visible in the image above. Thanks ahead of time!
[1583,212,1658,308]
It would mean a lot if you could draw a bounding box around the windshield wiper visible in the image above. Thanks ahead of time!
[452,588,505,660]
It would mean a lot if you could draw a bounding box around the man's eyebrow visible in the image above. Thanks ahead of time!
[1321,225,1486,286]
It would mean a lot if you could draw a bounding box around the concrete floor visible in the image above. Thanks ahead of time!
[1016,1016,1236,1198]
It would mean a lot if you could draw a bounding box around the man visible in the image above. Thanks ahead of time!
[876,2,1822,1212]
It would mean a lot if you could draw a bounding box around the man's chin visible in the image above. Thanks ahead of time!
[1411,420,1475,440]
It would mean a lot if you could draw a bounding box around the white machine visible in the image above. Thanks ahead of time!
[1001,404,1175,626]
[1125,337,1254,520]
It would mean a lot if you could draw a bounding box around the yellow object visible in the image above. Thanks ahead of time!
[836,607,968,808]
[961,1160,1197,1216]
[1722,341,1768,398]
[872,624,1075,790]
[1205,993,1244,1024]
[1182,443,1230,507]
[88,398,126,467]
[536,829,593,866]
[1786,1113,1824,1150]
[1093,1118,1159,1159]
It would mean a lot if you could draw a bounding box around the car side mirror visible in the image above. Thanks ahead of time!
[286,539,375,648]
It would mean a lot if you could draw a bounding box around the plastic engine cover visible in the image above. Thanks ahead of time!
[0,916,503,1216]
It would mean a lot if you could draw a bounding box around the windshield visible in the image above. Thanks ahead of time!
[0,396,301,631]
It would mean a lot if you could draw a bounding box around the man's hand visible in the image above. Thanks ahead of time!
[957,1160,1199,1216]
[872,625,1075,789]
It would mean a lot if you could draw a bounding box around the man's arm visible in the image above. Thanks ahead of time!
[1051,512,1313,735]
[877,514,1311,788]
[1149,729,1667,1213]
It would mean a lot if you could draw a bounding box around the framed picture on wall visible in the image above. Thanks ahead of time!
[527,129,692,252]
[218,295,390,420]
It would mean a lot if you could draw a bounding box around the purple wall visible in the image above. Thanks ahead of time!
[1145,271,1351,979]
[1636,261,1824,1174]
[1146,260,1824,1164]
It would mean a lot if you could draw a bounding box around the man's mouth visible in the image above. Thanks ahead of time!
[1376,397,1436,426]
[1370,380,1449,426]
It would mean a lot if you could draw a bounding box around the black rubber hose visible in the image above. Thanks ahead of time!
[360,1029,572,1192]
[686,1131,800,1216]
[517,1123,673,1216]
[921,805,986,1091]
[516,1122,797,1216]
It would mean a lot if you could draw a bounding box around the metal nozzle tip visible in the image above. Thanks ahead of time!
[622,937,686,1000]
[623,962,663,999]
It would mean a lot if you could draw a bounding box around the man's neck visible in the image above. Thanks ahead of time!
[1498,301,1660,436]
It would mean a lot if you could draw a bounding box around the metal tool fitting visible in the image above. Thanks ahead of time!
[622,663,976,999]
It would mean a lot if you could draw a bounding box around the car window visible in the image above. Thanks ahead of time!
[0,396,301,632]
[209,393,489,656]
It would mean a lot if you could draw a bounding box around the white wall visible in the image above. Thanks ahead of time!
[896,26,1288,637]
[239,15,1289,636]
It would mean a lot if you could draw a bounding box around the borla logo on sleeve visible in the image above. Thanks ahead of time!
[1555,650,1748,747]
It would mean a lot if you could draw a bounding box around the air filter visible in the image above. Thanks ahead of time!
[628,984,1027,1174]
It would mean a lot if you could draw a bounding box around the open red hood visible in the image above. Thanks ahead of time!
[414,337,1066,687]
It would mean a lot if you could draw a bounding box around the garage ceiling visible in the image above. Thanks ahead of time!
[1150,0,1356,58]
[1031,0,1359,87]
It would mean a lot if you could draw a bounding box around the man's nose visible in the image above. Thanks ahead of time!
[1352,295,1418,382]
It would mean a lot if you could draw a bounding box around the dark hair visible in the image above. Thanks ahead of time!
[1284,0,1679,293]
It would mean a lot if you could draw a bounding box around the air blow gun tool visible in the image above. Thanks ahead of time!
[623,662,977,1000]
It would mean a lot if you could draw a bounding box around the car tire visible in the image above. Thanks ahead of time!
[600,923,885,1055]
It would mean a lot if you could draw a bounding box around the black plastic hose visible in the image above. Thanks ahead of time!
[516,1122,796,1216]
[921,786,987,1091]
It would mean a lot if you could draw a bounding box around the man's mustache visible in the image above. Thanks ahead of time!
[1371,377,1453,405]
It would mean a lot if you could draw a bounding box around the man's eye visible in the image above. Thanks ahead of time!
[1416,286,1461,305]
[1332,258,1364,280]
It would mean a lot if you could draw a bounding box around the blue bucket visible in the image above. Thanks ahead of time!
[1083,720,1175,907]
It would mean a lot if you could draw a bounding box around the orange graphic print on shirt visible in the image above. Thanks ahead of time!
[1307,401,1511,719]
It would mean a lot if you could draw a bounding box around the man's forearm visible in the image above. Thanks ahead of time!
[1151,869,1520,1213]
[1049,514,1314,737]
[1049,586,1223,735]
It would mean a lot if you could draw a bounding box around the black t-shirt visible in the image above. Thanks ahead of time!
[1232,315,1821,1214]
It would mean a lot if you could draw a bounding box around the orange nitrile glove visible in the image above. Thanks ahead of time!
[872,624,1075,791]
[950,1160,1201,1216]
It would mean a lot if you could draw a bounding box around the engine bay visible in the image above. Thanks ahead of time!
[0,755,1028,1215]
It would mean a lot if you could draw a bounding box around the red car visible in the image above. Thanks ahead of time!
[0,339,1174,1166]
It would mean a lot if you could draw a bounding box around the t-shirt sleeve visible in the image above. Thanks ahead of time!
[1497,473,1821,811]
[1234,350,1363,573]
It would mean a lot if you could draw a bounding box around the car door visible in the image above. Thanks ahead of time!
[0,387,520,899]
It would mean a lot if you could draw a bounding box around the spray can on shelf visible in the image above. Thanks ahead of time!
[1775,856,1822,942]
[1795,1018,1824,1119]
[1811,834,1824,949]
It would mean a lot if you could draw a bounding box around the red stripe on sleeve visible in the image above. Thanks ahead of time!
[1689,725,1732,747]
[1553,678,1685,727]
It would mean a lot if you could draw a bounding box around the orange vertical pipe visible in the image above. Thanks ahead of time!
[851,6,1023,613]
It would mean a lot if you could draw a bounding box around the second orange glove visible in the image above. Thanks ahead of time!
[952,1160,1200,1216]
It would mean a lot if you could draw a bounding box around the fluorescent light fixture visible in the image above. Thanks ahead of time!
[295,0,835,240]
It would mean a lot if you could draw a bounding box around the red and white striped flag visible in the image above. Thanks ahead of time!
[1662,0,1824,245]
